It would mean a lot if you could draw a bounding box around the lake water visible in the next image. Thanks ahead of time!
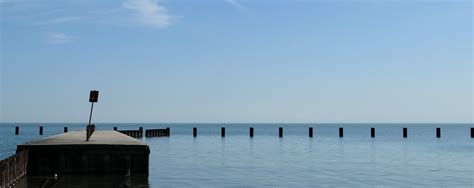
[1,123,473,187]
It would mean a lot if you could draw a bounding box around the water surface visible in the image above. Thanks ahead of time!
[1,123,473,187]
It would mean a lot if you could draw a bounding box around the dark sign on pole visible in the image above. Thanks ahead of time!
[89,90,99,103]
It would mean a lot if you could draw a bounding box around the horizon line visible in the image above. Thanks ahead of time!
[1,122,473,124]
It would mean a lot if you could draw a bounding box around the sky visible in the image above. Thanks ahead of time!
[0,0,472,123]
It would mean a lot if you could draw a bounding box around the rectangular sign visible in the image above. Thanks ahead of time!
[89,90,99,103]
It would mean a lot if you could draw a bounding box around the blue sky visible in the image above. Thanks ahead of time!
[0,0,472,123]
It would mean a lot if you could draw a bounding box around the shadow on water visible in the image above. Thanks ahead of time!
[15,175,149,188]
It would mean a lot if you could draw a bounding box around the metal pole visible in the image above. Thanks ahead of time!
[88,102,94,126]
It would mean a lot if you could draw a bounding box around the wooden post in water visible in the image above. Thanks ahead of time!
[39,126,43,135]
[139,127,143,138]
[436,128,441,138]
[471,128,474,138]
[249,127,254,137]
[64,127,68,133]
[166,127,170,136]
[309,127,313,138]
[193,127,197,137]
[15,126,19,135]
[113,127,117,131]
[279,127,283,137]
[371,128,375,138]
[403,128,408,138]
[339,127,343,137]
[221,127,225,137]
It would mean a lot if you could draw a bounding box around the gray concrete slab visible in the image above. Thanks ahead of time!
[20,131,146,146]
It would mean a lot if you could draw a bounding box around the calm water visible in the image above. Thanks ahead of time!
[1,123,473,187]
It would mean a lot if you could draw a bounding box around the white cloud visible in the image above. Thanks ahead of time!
[225,0,247,10]
[36,16,81,25]
[45,33,74,44]
[122,0,171,29]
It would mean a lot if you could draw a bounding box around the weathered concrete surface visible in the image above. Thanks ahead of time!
[17,131,149,176]
[20,131,147,146]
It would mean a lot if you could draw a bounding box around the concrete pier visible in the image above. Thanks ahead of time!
[17,131,149,175]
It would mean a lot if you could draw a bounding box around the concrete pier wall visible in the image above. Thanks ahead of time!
[0,150,28,188]
[16,131,149,176]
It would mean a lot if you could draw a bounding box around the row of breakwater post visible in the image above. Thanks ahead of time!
[190,127,474,138]
[145,128,170,137]
[117,127,144,138]
[12,126,474,138]
[116,127,171,138]
[14,126,69,135]
[0,150,28,188]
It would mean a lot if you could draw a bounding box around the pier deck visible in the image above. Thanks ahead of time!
[17,131,149,175]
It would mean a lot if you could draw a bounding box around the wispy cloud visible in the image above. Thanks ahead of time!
[225,0,247,10]
[45,33,74,44]
[36,16,81,25]
[121,0,171,29]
